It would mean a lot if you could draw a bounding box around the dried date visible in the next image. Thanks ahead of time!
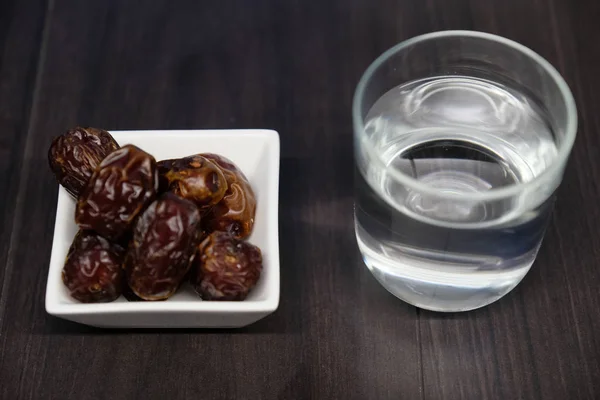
[158,155,228,209]
[61,230,125,303]
[125,193,202,301]
[201,153,256,239]
[75,145,158,241]
[48,127,120,198]
[192,231,262,301]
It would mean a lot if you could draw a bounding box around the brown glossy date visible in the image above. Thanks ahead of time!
[125,193,202,300]
[192,231,262,301]
[157,155,228,209]
[61,230,125,303]
[201,153,256,239]
[75,145,158,241]
[48,127,120,198]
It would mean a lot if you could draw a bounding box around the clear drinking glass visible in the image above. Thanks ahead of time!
[353,31,577,312]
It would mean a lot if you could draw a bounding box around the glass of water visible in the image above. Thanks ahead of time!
[353,31,577,312]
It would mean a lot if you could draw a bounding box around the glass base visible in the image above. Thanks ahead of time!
[356,223,532,312]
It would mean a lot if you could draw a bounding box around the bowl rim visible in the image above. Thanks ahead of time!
[45,129,280,317]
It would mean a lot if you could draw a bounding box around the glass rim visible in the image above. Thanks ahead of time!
[352,30,578,201]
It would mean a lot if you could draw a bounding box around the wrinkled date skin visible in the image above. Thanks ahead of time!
[157,155,228,209]
[48,127,120,198]
[192,231,262,301]
[125,193,202,300]
[201,153,256,239]
[62,230,125,303]
[75,145,158,241]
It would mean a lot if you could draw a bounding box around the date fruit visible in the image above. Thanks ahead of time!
[62,230,125,303]
[192,231,262,301]
[48,127,120,198]
[75,145,158,241]
[201,153,256,239]
[125,193,202,301]
[158,155,228,209]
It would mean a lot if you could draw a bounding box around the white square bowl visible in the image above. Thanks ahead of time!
[45,129,280,328]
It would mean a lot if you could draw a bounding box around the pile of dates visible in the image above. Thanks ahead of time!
[49,127,263,303]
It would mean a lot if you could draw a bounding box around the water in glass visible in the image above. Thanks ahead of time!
[355,76,557,311]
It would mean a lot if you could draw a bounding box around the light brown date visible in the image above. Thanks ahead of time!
[201,153,256,239]
[157,155,228,209]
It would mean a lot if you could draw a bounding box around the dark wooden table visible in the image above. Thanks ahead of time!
[1,0,599,399]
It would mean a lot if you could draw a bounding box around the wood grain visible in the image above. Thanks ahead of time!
[0,0,599,399]
[0,1,421,399]
[417,1,600,399]
[0,0,47,305]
